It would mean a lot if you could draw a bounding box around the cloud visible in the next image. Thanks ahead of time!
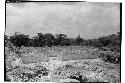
[6,2,120,39]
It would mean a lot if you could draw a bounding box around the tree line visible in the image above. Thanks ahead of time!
[5,32,121,52]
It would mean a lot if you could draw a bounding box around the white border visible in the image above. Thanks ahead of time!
[0,0,5,82]
[32,0,123,2]
[0,0,124,83]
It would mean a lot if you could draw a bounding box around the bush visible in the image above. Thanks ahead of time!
[70,74,88,82]
[99,51,120,64]
[7,65,49,82]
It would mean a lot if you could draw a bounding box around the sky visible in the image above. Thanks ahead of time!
[6,2,120,39]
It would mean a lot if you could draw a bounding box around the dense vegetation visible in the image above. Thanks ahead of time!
[5,32,121,52]
[5,32,121,65]
[5,32,121,82]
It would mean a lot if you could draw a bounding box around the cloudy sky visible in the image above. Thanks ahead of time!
[6,2,120,39]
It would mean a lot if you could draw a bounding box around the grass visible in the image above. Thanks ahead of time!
[5,46,120,82]
[19,46,101,63]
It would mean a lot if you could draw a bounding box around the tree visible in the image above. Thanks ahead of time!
[75,36,84,46]
[4,35,9,47]
[28,38,37,47]
[37,33,45,47]
[9,32,30,47]
[44,33,55,47]
[98,37,110,47]
[55,34,67,46]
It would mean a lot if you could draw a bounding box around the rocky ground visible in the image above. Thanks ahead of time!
[6,56,120,82]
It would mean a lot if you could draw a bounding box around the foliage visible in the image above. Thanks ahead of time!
[44,33,55,47]
[6,65,49,82]
[75,35,84,46]
[5,32,120,52]
[99,51,120,64]
[82,32,121,52]
[9,32,30,47]
[5,45,120,82]
[5,35,9,47]
[70,75,88,82]
[5,32,121,64]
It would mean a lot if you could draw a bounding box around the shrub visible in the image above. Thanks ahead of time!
[70,75,88,82]
[99,51,120,64]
